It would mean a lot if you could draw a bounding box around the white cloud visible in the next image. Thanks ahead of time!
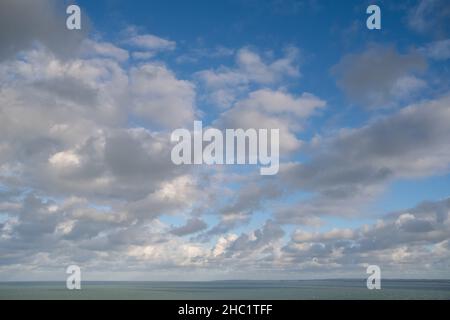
[196,47,300,108]
[420,39,450,60]
[131,51,156,60]
[127,34,176,51]
[80,39,129,62]
[217,89,325,153]
[48,150,81,168]
[129,64,197,129]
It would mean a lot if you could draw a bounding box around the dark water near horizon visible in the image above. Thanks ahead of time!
[1,279,449,300]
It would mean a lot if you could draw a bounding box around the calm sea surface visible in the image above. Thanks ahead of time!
[0,280,449,300]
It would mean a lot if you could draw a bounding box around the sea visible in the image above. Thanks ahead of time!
[0,279,449,300]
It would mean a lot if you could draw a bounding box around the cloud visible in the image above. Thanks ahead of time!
[280,198,450,276]
[170,218,208,236]
[119,25,177,61]
[0,0,88,61]
[195,180,284,240]
[419,39,450,60]
[131,51,156,60]
[275,207,323,226]
[196,47,300,108]
[80,39,129,62]
[278,93,450,218]
[0,41,198,204]
[122,27,176,60]
[333,45,426,108]
[216,89,325,153]
[292,228,355,243]
[236,47,300,83]
[224,220,285,257]
[1,181,450,278]
[202,198,450,277]
[129,64,197,129]
[127,241,206,267]
[124,175,201,220]
[127,34,176,51]
[395,213,434,233]
[407,0,450,36]
[0,34,211,277]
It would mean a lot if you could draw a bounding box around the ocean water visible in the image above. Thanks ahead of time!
[0,280,449,300]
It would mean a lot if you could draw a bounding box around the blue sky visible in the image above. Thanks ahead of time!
[0,0,449,280]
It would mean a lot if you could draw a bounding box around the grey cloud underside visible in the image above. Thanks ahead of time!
[0,0,88,61]
[277,94,450,219]
[333,45,427,108]
[282,198,450,276]
[2,191,449,278]
[170,218,208,236]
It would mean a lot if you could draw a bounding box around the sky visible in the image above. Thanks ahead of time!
[0,0,449,281]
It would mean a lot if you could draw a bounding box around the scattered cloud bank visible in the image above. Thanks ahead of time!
[0,0,449,280]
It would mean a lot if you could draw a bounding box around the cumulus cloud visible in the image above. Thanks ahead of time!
[127,34,176,51]
[216,89,325,153]
[80,39,130,62]
[196,198,450,278]
[0,30,212,278]
[122,27,176,60]
[129,64,197,129]
[196,47,300,108]
[277,93,450,219]
[0,0,88,61]
[170,218,208,236]
[0,43,200,196]
[275,207,323,226]
[280,198,450,276]
[333,45,427,108]
[223,220,285,258]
